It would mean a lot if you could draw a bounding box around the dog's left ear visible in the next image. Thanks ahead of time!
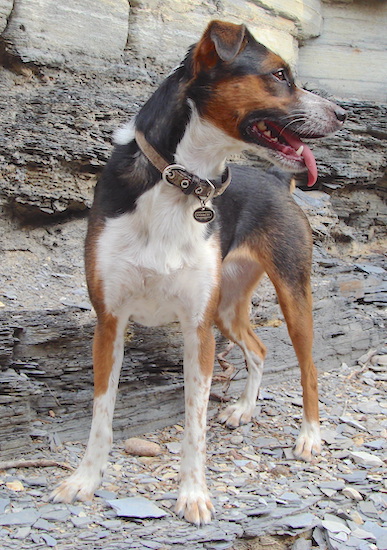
[193,20,246,74]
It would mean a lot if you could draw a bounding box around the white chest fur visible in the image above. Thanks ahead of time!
[96,182,219,327]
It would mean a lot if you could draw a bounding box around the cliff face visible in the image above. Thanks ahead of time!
[0,0,386,223]
[0,0,386,455]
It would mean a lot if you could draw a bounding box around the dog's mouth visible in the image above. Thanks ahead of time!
[246,120,317,187]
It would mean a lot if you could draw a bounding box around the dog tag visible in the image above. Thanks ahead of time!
[193,207,215,223]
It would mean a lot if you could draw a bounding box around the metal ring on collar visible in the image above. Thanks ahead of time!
[162,164,186,185]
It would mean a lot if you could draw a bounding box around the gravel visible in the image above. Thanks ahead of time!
[0,350,386,549]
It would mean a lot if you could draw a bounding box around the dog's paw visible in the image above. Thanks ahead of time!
[294,420,321,461]
[218,400,254,428]
[50,469,101,503]
[175,488,215,525]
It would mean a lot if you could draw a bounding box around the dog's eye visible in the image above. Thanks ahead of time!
[273,69,287,82]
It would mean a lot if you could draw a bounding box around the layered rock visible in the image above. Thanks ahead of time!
[0,0,386,456]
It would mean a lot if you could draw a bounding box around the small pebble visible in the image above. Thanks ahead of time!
[124,438,162,457]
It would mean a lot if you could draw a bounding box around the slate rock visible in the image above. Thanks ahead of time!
[321,519,350,534]
[358,500,379,519]
[351,527,376,540]
[342,487,363,501]
[41,533,58,547]
[291,539,312,550]
[349,451,384,467]
[11,526,31,540]
[34,517,55,530]
[0,508,40,525]
[0,499,10,514]
[377,533,387,550]
[106,497,168,519]
[283,512,317,529]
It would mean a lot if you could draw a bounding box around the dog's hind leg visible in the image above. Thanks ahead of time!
[269,271,321,461]
[259,213,321,461]
[51,310,127,502]
[216,230,321,461]
[215,248,267,428]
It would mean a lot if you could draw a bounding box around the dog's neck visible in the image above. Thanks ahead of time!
[174,105,242,180]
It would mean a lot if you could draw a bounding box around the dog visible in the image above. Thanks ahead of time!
[51,20,346,524]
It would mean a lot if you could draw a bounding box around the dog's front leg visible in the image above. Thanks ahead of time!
[175,321,215,525]
[51,312,126,503]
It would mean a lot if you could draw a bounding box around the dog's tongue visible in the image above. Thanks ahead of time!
[282,129,318,187]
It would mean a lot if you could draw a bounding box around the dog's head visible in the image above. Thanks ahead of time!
[187,20,346,186]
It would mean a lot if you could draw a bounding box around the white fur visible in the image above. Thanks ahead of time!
[51,314,126,503]
[113,119,136,145]
[176,326,215,524]
[218,349,264,428]
[97,181,217,326]
[175,104,243,178]
[294,417,322,460]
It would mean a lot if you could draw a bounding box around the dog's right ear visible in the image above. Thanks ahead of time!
[193,20,246,74]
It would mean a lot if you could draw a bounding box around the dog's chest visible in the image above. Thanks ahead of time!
[95,184,218,325]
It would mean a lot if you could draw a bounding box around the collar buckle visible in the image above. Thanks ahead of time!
[162,164,186,186]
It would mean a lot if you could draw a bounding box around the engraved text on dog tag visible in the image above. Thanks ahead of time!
[193,207,215,223]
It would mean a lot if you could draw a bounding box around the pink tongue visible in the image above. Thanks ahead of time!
[281,129,318,187]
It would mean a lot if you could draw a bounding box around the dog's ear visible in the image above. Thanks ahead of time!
[193,20,246,74]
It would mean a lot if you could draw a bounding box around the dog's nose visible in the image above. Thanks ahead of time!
[335,106,346,123]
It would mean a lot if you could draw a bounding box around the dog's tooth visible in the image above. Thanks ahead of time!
[295,145,304,156]
[257,121,267,131]
[264,130,272,138]
[272,137,278,142]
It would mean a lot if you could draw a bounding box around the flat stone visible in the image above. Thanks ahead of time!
[349,451,384,467]
[165,442,181,454]
[24,476,48,487]
[351,527,376,540]
[71,516,92,527]
[283,512,317,529]
[339,470,368,483]
[34,518,55,530]
[364,439,387,450]
[355,402,383,414]
[342,487,363,501]
[41,509,71,522]
[11,526,31,540]
[41,533,58,547]
[358,501,379,519]
[106,497,168,519]
[0,508,40,526]
[376,533,387,550]
[340,416,368,431]
[322,519,351,534]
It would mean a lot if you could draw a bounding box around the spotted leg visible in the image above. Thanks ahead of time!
[51,311,127,502]
[175,316,217,525]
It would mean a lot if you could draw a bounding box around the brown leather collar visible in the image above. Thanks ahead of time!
[135,130,231,201]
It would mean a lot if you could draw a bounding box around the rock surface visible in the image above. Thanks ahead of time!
[2,0,129,66]
[0,189,385,457]
[0,352,386,549]
[0,2,386,546]
[298,1,387,102]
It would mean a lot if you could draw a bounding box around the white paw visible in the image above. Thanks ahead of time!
[218,400,254,428]
[175,486,215,525]
[51,468,101,503]
[294,420,321,461]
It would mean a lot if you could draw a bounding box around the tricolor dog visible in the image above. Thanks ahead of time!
[52,21,346,524]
